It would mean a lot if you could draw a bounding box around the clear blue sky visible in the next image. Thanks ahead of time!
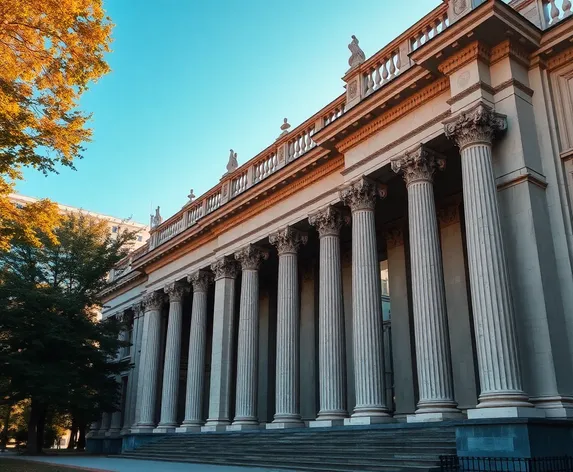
[16,0,439,225]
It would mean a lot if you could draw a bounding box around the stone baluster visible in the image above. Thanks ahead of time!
[267,226,308,428]
[340,177,392,424]
[176,271,213,432]
[309,206,349,426]
[229,245,269,430]
[203,257,239,430]
[154,282,189,433]
[132,291,164,432]
[444,102,534,418]
[391,145,461,422]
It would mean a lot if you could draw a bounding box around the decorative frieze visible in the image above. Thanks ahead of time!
[339,177,387,212]
[437,42,490,76]
[211,257,239,281]
[443,102,507,150]
[235,245,269,271]
[143,291,164,312]
[269,226,308,255]
[391,145,446,186]
[308,206,349,237]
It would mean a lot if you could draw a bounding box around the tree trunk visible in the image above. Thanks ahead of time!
[26,398,45,454]
[77,422,87,450]
[1,404,12,452]
[67,418,78,450]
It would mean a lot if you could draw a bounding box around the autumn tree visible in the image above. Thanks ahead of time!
[0,0,113,249]
[0,213,133,453]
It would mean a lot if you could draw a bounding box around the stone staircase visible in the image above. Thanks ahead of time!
[120,423,457,472]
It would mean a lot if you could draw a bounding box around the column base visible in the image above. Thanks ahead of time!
[467,407,545,419]
[344,416,394,426]
[130,425,155,434]
[309,419,346,428]
[531,396,573,419]
[120,427,131,436]
[227,423,260,431]
[175,422,203,433]
[266,420,304,430]
[105,429,121,438]
[202,420,230,432]
[153,424,177,434]
[407,411,465,423]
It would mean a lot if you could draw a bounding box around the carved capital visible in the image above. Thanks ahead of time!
[164,282,189,303]
[187,270,213,293]
[339,176,387,212]
[143,291,164,312]
[391,145,446,186]
[269,226,308,255]
[444,102,507,150]
[131,301,144,318]
[308,205,349,237]
[211,257,239,281]
[235,244,269,271]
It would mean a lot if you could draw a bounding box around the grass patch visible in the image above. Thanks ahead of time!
[0,458,89,472]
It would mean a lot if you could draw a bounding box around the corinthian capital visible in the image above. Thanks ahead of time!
[444,102,507,150]
[164,282,189,303]
[143,291,164,312]
[308,205,349,237]
[235,244,269,271]
[339,176,387,212]
[211,257,239,281]
[187,270,213,293]
[391,145,445,186]
[269,226,308,255]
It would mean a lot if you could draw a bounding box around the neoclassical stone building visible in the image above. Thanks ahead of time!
[90,0,573,459]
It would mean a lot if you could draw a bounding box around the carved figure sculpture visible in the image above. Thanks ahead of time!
[348,35,366,70]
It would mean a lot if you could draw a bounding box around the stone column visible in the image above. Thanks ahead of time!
[267,226,308,428]
[340,177,392,424]
[308,206,349,426]
[154,282,189,433]
[392,145,461,421]
[202,257,239,431]
[128,302,144,433]
[132,291,164,432]
[98,412,111,435]
[444,102,534,417]
[87,420,100,439]
[176,271,213,433]
[229,245,269,431]
[107,409,122,436]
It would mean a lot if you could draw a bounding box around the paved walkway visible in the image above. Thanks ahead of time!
[0,454,289,472]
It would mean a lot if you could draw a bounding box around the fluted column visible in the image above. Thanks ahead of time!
[308,206,349,426]
[392,146,461,421]
[128,302,144,433]
[229,245,269,430]
[444,102,533,416]
[267,226,308,428]
[340,177,392,424]
[203,257,239,431]
[154,282,189,433]
[108,409,122,436]
[132,291,164,433]
[98,412,111,435]
[176,270,213,433]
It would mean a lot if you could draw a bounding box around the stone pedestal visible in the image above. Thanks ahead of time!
[155,283,188,433]
[392,146,461,422]
[340,177,392,423]
[176,271,212,433]
[444,102,533,416]
[308,206,348,425]
[267,227,307,428]
[132,291,164,433]
[232,245,268,428]
[203,258,238,429]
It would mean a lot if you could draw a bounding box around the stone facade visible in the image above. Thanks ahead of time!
[90,0,573,451]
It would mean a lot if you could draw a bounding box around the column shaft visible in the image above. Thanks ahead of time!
[129,306,144,431]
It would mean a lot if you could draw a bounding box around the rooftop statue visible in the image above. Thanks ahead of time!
[226,149,238,174]
[279,118,291,138]
[348,35,366,70]
[150,206,162,228]
[183,189,196,207]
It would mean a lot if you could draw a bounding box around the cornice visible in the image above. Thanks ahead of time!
[336,78,449,155]
[546,46,573,71]
[100,270,147,301]
[490,40,530,68]
[446,81,495,105]
[496,172,548,191]
[438,42,490,76]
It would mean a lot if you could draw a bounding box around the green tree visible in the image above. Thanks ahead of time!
[0,213,134,453]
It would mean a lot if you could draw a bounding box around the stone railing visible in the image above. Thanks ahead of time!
[543,0,571,25]
[410,9,449,51]
[253,149,278,184]
[287,125,316,161]
[509,0,571,27]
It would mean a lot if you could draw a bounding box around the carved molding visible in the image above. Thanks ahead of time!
[547,46,573,71]
[339,176,387,212]
[446,81,495,105]
[308,205,349,237]
[443,102,507,150]
[391,144,446,186]
[211,257,239,280]
[187,270,213,293]
[235,244,269,271]
[143,291,164,312]
[269,226,308,255]
[164,281,189,302]
[494,79,534,97]
[438,42,490,76]
[490,40,530,69]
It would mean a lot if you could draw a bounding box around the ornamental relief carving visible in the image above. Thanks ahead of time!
[339,176,387,212]
[211,257,239,280]
[308,205,349,237]
[391,145,446,186]
[164,281,189,302]
[443,102,507,150]
[143,291,164,312]
[269,226,308,255]
[235,244,269,271]
[188,270,213,293]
